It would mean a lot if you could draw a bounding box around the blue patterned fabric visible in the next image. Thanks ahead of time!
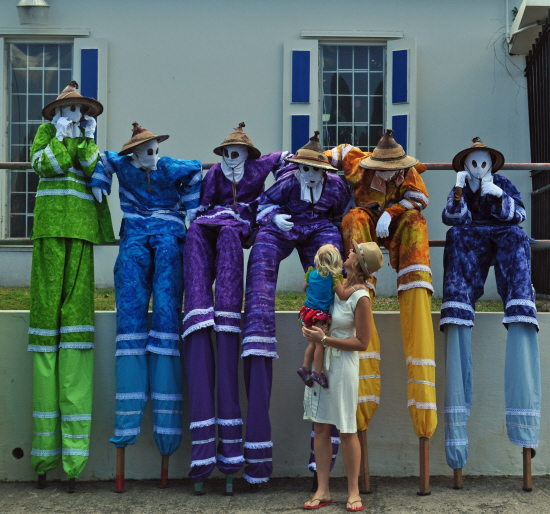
[89,151,202,238]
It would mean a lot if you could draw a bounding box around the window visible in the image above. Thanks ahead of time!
[9,43,73,237]
[320,45,385,152]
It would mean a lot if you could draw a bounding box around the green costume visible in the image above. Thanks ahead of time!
[29,112,114,479]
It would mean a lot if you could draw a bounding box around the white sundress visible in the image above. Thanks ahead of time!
[303,289,370,433]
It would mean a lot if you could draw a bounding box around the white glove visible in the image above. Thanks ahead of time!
[456,171,469,189]
[375,211,392,238]
[186,208,199,224]
[481,182,503,197]
[84,115,96,138]
[55,117,71,141]
[273,213,294,232]
[92,187,107,203]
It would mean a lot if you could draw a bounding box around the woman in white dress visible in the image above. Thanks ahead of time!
[302,241,384,512]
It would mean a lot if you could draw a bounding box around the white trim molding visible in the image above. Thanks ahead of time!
[301,30,404,40]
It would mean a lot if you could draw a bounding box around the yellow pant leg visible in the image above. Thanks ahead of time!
[356,290,381,431]
[398,287,437,439]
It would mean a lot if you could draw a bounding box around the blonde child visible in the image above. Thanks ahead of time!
[297,244,364,388]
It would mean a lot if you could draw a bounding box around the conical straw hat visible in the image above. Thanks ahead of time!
[213,122,261,159]
[41,81,103,121]
[452,137,505,174]
[118,122,169,156]
[284,131,338,171]
[360,129,418,170]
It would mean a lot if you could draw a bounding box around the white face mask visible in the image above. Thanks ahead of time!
[221,144,248,183]
[131,139,160,171]
[296,164,325,203]
[464,149,492,192]
[57,104,83,138]
[375,169,400,182]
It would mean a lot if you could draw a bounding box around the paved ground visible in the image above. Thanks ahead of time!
[1,476,550,513]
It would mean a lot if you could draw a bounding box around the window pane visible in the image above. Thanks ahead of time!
[337,126,353,145]
[322,95,336,124]
[11,95,26,122]
[338,97,352,123]
[44,44,59,68]
[370,126,384,147]
[11,193,27,214]
[354,73,369,95]
[11,145,27,162]
[10,215,26,238]
[60,45,73,69]
[28,124,41,144]
[11,44,27,69]
[322,46,337,71]
[28,69,43,94]
[323,126,337,148]
[354,46,369,70]
[28,193,36,213]
[28,172,39,193]
[370,97,383,124]
[323,72,336,95]
[12,69,27,94]
[338,73,352,95]
[354,126,369,148]
[27,216,34,236]
[44,69,58,94]
[11,124,26,145]
[354,97,369,123]
[11,172,26,192]
[370,72,384,95]
[338,46,352,69]
[28,44,44,68]
[28,95,43,121]
[370,47,384,71]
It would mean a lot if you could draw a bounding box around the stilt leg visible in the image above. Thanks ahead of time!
[194,481,205,496]
[37,473,47,490]
[68,478,76,494]
[249,483,261,493]
[418,437,431,496]
[225,475,234,496]
[358,430,371,494]
[453,468,463,490]
[523,448,533,492]
[159,455,169,489]
[115,447,126,493]
[311,471,318,493]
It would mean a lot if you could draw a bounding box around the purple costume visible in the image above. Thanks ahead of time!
[241,169,350,483]
[182,152,289,482]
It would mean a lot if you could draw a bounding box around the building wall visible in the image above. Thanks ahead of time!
[0,0,527,299]
[1,311,549,481]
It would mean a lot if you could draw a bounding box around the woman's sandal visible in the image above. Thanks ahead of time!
[346,500,364,512]
[303,498,333,510]
[311,371,329,389]
[297,366,314,387]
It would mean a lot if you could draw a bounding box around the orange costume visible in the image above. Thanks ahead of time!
[326,133,437,441]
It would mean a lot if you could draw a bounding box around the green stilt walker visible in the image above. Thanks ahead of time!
[28,81,114,492]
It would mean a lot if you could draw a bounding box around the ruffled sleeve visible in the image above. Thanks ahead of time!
[332,273,344,292]
[304,266,314,283]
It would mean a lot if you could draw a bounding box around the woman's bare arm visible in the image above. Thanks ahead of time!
[303,281,308,292]
[301,296,371,352]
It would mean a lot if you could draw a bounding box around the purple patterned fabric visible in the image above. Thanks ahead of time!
[240,172,349,483]
[182,152,290,481]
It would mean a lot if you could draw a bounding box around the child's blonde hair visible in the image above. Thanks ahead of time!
[314,244,343,277]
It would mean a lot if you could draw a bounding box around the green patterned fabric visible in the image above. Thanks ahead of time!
[29,238,95,478]
[30,123,114,244]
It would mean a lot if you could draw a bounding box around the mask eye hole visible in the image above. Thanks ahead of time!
[156,148,159,154]
[303,166,310,172]
[231,151,239,159]
[472,160,478,168]
[70,105,76,112]
[147,149,154,156]
[481,161,486,169]
[312,167,320,172]
[224,148,229,157]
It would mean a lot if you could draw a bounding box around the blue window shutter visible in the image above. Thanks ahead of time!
[392,115,408,154]
[292,51,310,103]
[81,49,99,142]
[392,49,408,104]
[291,115,309,154]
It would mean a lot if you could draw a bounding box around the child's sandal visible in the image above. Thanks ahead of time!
[311,371,329,389]
[297,366,314,387]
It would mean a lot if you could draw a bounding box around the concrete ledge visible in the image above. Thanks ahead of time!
[1,311,549,481]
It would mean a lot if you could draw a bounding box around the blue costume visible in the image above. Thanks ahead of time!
[90,150,202,456]
[440,173,541,469]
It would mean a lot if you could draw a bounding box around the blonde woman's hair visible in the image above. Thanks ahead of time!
[350,258,369,283]
[314,244,343,277]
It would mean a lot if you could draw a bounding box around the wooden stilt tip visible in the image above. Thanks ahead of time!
[115,447,126,493]
[311,471,318,492]
[159,455,169,489]
[358,429,372,494]
[37,473,47,490]
[225,475,234,496]
[68,478,76,494]
[523,447,533,492]
[418,437,431,496]
[194,481,206,496]
[453,468,463,490]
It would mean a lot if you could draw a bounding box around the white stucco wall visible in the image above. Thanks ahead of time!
[0,0,528,300]
[1,311,549,481]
